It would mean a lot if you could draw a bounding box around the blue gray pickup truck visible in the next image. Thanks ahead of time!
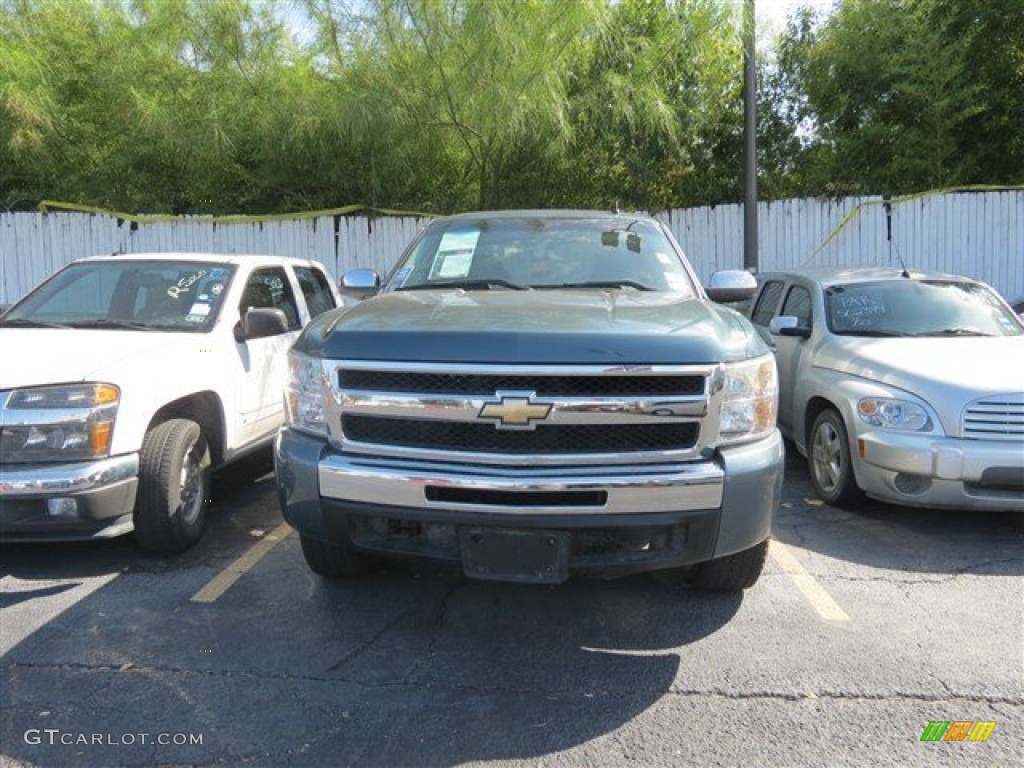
[274,210,783,591]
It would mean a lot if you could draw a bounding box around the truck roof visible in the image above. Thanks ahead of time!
[439,209,658,223]
[76,252,328,268]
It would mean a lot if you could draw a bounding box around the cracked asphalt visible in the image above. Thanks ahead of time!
[1,450,1022,767]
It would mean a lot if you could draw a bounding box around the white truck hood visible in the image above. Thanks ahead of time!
[0,329,198,390]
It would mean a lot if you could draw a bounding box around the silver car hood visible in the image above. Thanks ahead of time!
[814,336,1024,434]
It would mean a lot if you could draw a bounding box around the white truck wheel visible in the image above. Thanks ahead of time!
[134,419,210,552]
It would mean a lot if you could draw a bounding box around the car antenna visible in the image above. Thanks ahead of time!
[884,198,910,278]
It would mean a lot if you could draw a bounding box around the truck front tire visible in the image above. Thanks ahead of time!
[134,419,210,553]
[691,539,768,592]
[299,534,368,578]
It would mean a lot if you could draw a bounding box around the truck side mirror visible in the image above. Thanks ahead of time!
[769,315,811,339]
[705,270,757,303]
[235,307,289,342]
[340,269,381,299]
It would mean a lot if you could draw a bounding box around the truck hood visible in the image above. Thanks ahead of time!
[815,335,1024,416]
[0,329,196,390]
[300,290,766,364]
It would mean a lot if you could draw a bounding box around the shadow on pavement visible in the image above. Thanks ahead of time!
[774,447,1024,577]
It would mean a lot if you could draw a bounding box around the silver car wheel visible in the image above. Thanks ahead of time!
[812,420,842,494]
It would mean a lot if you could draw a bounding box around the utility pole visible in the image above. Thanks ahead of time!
[743,0,758,272]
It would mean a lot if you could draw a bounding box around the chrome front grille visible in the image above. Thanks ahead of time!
[963,393,1024,440]
[327,361,719,466]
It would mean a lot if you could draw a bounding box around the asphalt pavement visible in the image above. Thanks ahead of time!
[1,449,1021,767]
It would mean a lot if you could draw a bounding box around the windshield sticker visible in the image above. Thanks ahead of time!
[167,269,208,299]
[390,266,412,290]
[430,230,480,279]
[187,302,211,317]
[209,268,225,278]
[184,313,207,323]
[209,282,224,296]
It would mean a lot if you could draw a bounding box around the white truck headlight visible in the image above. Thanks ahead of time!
[2,383,119,462]
[719,356,778,445]
[285,352,328,436]
[857,398,932,431]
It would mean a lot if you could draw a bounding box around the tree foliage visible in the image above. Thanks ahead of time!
[766,0,1024,196]
[0,0,1021,214]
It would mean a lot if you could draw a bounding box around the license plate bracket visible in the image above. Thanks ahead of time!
[459,528,570,584]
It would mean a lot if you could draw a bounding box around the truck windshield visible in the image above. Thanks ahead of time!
[387,216,697,295]
[0,260,237,333]
[826,279,1023,337]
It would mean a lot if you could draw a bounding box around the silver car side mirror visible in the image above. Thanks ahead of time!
[769,315,811,339]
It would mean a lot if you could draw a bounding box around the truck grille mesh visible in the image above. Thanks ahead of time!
[342,415,699,455]
[339,370,705,397]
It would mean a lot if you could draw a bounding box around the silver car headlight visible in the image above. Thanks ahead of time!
[857,398,932,431]
[719,356,778,445]
[285,352,328,437]
[1,383,120,463]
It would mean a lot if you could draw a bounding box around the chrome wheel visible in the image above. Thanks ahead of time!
[807,409,865,507]
[811,419,843,494]
[178,438,205,526]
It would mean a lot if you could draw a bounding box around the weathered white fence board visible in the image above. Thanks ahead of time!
[1,192,1021,305]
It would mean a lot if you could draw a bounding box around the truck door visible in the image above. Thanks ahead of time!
[234,267,302,444]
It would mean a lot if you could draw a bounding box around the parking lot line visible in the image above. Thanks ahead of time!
[769,540,851,622]
[190,522,293,603]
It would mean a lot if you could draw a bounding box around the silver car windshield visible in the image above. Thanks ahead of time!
[0,260,236,333]
[388,217,697,294]
[826,280,1023,337]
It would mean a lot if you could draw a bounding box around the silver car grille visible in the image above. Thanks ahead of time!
[962,393,1024,441]
[326,361,722,467]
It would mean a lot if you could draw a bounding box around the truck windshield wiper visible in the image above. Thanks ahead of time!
[913,328,994,337]
[64,319,161,332]
[399,279,530,291]
[0,318,73,329]
[547,281,654,291]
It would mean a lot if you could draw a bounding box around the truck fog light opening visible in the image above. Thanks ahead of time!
[47,497,79,517]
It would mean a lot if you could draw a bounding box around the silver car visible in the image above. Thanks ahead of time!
[748,268,1024,510]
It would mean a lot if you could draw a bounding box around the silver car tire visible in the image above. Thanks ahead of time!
[808,409,865,507]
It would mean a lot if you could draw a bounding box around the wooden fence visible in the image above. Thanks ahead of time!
[2,191,1021,304]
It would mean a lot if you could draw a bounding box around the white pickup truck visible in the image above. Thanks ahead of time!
[0,252,340,551]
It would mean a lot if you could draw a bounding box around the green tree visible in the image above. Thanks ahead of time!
[769,0,1024,197]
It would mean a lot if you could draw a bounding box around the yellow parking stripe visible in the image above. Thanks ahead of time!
[769,540,851,622]
[190,523,293,603]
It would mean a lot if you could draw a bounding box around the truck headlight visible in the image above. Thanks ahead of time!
[719,356,778,445]
[1,383,119,463]
[285,352,328,436]
[857,398,932,431]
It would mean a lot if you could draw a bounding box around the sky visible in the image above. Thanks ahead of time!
[275,0,840,49]
[756,0,835,37]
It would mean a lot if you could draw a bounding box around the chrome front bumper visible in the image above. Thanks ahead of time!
[0,454,140,539]
[317,454,725,515]
[0,454,139,497]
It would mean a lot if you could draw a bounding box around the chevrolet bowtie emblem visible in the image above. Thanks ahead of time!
[478,395,552,429]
